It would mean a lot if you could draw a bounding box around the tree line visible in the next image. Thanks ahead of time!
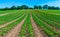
[0,5,60,10]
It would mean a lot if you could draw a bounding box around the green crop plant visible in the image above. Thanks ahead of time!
[0,12,26,36]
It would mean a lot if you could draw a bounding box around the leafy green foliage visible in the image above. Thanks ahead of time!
[0,12,26,36]
[19,13,34,37]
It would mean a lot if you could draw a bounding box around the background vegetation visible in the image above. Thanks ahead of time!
[0,5,60,10]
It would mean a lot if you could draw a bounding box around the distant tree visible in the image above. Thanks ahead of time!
[0,5,60,10]
[51,6,56,10]
[55,7,60,10]
[34,5,42,9]
[29,7,33,9]
[17,6,21,10]
[38,6,42,9]
[48,6,52,9]
[10,6,17,10]
[4,7,9,10]
[1,7,10,10]
[43,5,48,10]
[20,5,29,9]
[34,5,38,9]
[48,6,60,10]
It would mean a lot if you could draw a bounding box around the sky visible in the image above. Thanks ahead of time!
[0,0,60,8]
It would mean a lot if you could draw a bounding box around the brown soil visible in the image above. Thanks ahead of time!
[0,20,17,28]
[30,14,45,37]
[36,16,60,32]
[48,20,60,32]
[52,20,60,25]
[26,26,29,37]
[36,14,60,32]
[4,16,26,37]
[0,12,15,16]
[0,13,25,28]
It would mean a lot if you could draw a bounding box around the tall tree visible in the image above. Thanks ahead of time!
[17,6,21,10]
[34,5,42,9]
[48,6,60,10]
[43,5,48,10]
[10,6,17,10]
[4,7,9,10]
[20,5,29,9]
[38,6,42,9]
[55,7,60,10]
[34,5,38,9]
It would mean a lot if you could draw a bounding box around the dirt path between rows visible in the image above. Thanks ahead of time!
[0,13,25,28]
[49,13,60,16]
[0,12,15,16]
[4,15,27,37]
[0,13,9,16]
[52,20,60,25]
[30,14,44,37]
[35,15,60,32]
[37,13,60,25]
[35,14,60,32]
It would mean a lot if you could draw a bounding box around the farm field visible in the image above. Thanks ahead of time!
[0,10,60,37]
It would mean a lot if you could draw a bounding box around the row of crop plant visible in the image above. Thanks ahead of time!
[19,13,34,37]
[0,12,26,37]
[32,13,60,37]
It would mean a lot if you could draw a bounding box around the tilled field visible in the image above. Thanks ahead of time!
[0,10,60,37]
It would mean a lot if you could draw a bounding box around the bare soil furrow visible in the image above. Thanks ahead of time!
[30,14,44,37]
[4,15,27,37]
[0,13,25,28]
[36,15,60,32]
[0,12,15,16]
